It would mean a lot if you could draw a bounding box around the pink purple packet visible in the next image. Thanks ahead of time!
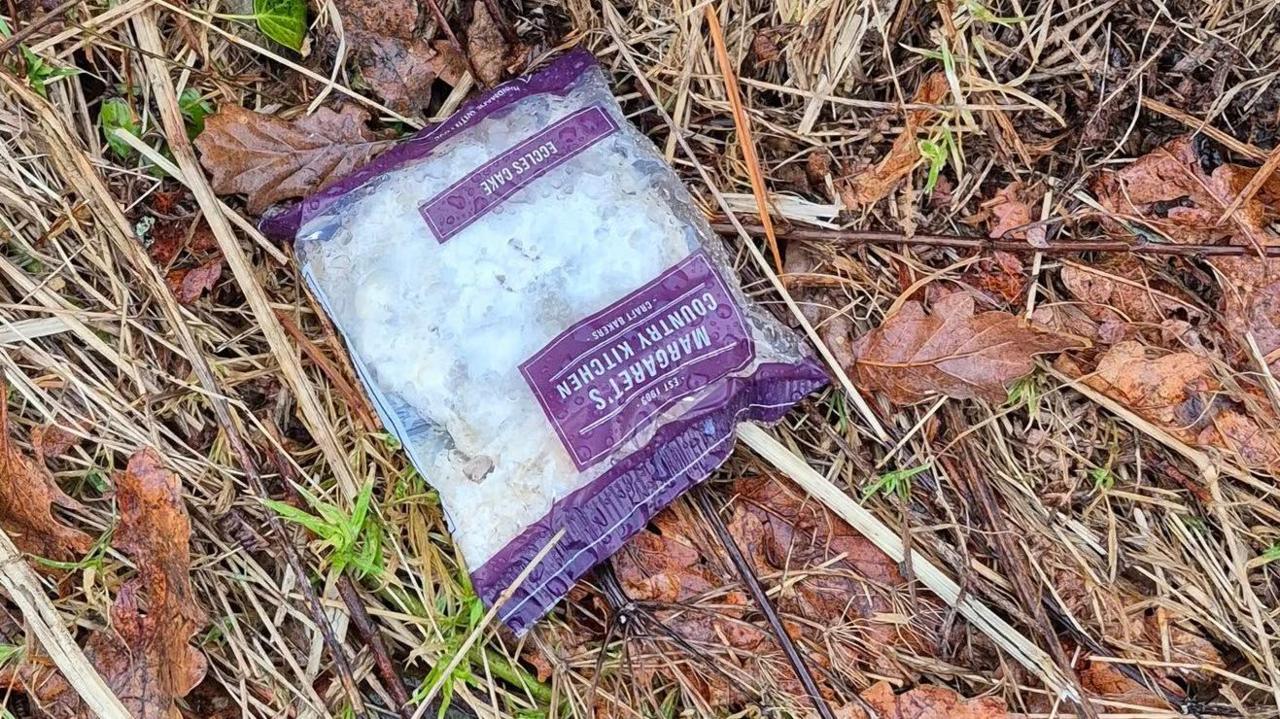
[264,48,827,633]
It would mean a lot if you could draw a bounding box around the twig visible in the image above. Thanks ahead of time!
[713,221,1280,257]
[692,485,837,719]
[0,0,80,56]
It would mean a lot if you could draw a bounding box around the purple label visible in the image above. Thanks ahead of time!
[419,105,619,242]
[520,251,755,470]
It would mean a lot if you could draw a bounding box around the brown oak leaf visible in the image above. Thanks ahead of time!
[9,449,207,719]
[850,292,1086,404]
[165,258,222,305]
[195,104,390,214]
[985,180,1045,247]
[966,250,1026,305]
[330,0,446,112]
[837,681,1009,719]
[839,73,948,207]
[1093,135,1280,248]
[1061,259,1202,328]
[0,387,91,562]
[1071,341,1280,472]
[729,477,942,661]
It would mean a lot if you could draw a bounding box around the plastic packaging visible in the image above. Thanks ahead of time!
[263,48,827,633]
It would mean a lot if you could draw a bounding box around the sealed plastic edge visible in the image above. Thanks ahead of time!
[471,359,829,635]
[258,47,598,241]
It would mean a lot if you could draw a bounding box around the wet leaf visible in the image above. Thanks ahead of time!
[0,388,91,562]
[838,73,948,207]
[253,0,307,52]
[850,292,1086,404]
[966,250,1026,305]
[1093,135,1280,248]
[30,424,79,464]
[329,0,468,111]
[837,681,1009,719]
[467,0,523,87]
[7,449,206,718]
[1058,258,1205,344]
[1070,341,1280,472]
[357,36,446,112]
[195,104,389,213]
[147,220,187,267]
[1213,256,1280,374]
[985,180,1045,247]
[166,258,223,305]
[729,477,941,657]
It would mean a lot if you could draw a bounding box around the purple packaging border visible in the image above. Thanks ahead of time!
[419,105,620,242]
[259,47,598,241]
[472,359,829,635]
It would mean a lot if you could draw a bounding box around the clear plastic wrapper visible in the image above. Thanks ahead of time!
[263,49,827,632]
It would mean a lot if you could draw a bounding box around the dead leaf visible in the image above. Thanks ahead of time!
[783,245,857,369]
[91,449,207,718]
[729,477,943,660]
[165,259,223,305]
[432,39,470,87]
[1072,341,1280,472]
[966,250,1026,305]
[985,181,1045,247]
[10,449,207,718]
[1213,256,1280,373]
[0,387,91,562]
[330,0,447,112]
[750,28,784,65]
[195,104,390,214]
[146,220,186,267]
[838,73,948,207]
[1061,258,1204,330]
[31,424,80,464]
[356,36,445,113]
[1093,135,1280,248]
[467,0,524,87]
[611,508,765,706]
[836,681,1009,719]
[850,292,1086,404]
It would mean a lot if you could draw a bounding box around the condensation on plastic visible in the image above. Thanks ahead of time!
[272,48,827,633]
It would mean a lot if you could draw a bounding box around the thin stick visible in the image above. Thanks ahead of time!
[703,4,783,272]
[735,422,1079,702]
[692,485,836,719]
[713,222,1280,257]
[263,428,411,719]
